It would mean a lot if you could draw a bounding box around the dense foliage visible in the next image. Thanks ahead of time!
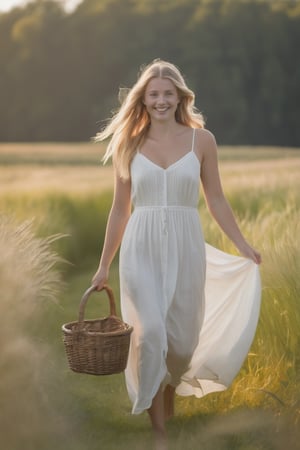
[1,0,299,145]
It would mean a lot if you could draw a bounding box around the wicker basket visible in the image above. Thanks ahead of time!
[62,285,133,375]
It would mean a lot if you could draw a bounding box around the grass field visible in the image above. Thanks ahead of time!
[0,143,299,450]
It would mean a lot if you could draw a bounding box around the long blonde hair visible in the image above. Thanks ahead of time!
[95,59,205,179]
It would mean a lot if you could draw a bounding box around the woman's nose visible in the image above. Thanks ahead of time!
[157,96,166,104]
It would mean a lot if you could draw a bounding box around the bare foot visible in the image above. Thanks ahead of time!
[154,430,168,450]
[147,386,168,450]
[164,384,175,420]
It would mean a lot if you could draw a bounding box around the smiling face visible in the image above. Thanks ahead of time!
[143,77,180,123]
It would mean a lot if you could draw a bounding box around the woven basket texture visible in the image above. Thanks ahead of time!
[62,285,133,375]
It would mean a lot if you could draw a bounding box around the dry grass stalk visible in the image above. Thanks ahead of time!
[0,215,69,450]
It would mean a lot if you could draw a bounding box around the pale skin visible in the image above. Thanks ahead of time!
[92,77,261,450]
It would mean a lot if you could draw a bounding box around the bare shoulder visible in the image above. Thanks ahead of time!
[194,128,217,162]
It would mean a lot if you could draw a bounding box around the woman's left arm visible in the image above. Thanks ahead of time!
[198,130,261,264]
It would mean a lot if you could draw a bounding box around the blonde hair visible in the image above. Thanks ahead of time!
[95,59,205,179]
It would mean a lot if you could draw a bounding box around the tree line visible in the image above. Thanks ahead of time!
[1,0,299,145]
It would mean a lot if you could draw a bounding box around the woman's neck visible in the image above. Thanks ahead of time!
[148,120,183,140]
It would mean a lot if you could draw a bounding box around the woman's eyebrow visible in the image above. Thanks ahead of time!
[148,89,174,93]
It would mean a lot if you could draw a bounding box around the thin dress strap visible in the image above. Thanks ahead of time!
[191,128,196,153]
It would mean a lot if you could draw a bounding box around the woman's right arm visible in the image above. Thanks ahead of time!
[92,164,132,290]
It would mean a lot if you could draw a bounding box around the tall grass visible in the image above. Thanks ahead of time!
[0,191,112,272]
[197,162,300,421]
[0,215,79,450]
[0,145,299,448]
[192,201,300,420]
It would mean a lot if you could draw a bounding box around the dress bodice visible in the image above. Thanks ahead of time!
[130,150,201,209]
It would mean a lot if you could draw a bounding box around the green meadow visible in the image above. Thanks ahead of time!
[0,143,299,450]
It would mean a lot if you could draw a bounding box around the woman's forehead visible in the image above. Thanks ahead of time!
[145,77,176,91]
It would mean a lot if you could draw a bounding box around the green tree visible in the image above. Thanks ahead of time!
[0,0,299,145]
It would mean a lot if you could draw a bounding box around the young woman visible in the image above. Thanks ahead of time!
[92,59,261,450]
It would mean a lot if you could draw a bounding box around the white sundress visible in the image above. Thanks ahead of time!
[119,129,261,414]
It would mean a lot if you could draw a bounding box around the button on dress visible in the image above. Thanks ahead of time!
[119,129,261,414]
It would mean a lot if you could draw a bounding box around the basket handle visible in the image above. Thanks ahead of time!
[78,285,117,324]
